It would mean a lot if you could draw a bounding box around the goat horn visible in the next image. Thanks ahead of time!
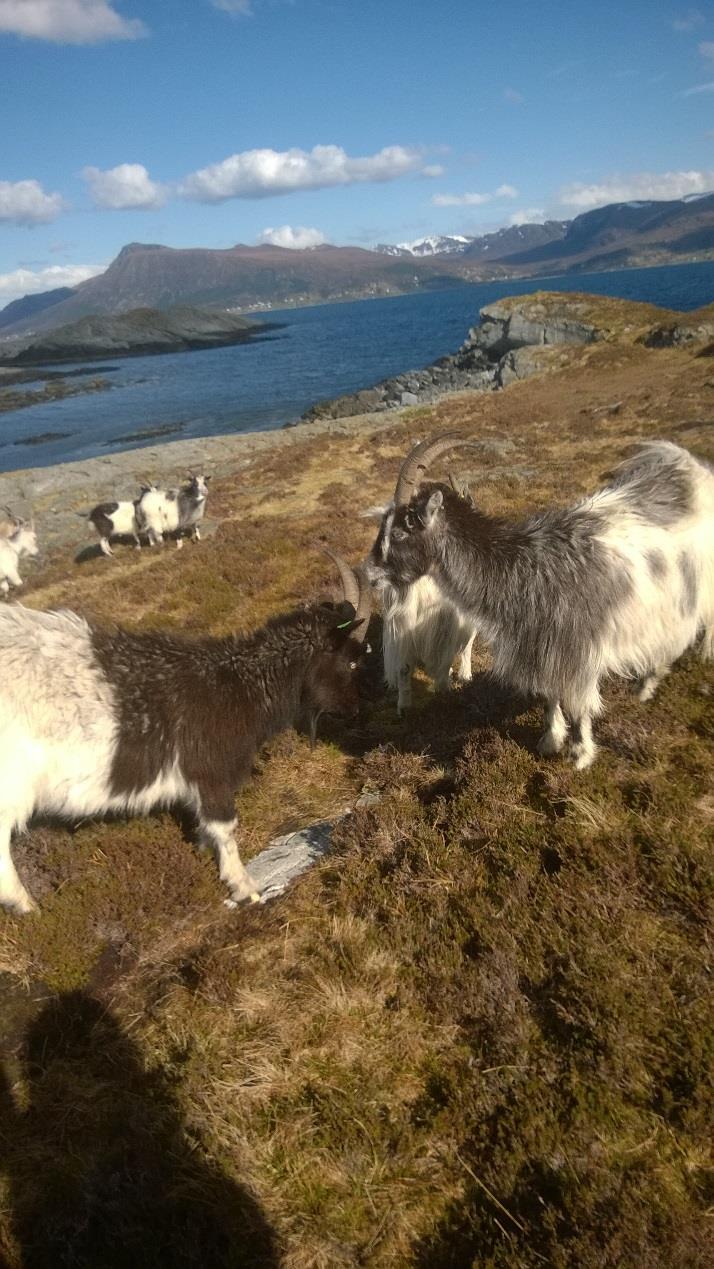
[394,431,473,507]
[320,546,360,609]
[320,547,371,644]
[352,563,372,644]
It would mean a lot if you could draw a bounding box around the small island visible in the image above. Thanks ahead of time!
[2,303,274,367]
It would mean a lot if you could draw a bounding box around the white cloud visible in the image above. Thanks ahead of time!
[672,8,705,31]
[0,179,65,226]
[508,208,546,225]
[180,144,433,202]
[503,87,524,105]
[0,1,146,43]
[0,262,105,307]
[421,164,445,178]
[432,184,518,207]
[559,169,714,208]
[211,0,253,13]
[83,163,166,209]
[699,41,714,59]
[682,80,714,95]
[257,225,327,249]
[432,192,491,207]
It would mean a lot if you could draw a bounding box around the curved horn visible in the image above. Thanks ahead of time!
[320,546,360,610]
[394,431,472,507]
[352,564,372,644]
[320,547,371,644]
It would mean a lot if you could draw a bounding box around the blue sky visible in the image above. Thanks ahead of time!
[1,0,713,304]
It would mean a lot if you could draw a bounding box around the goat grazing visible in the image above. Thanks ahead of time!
[0,518,39,597]
[89,489,153,556]
[367,434,714,769]
[0,555,370,914]
[137,474,209,548]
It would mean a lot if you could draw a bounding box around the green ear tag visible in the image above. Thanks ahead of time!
[336,619,352,629]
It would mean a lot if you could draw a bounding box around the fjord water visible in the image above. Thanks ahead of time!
[2,259,713,473]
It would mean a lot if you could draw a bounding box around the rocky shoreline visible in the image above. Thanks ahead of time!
[0,405,403,558]
[5,291,714,560]
[300,292,714,423]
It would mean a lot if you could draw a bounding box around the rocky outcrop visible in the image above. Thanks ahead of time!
[643,318,714,348]
[300,293,603,423]
[467,299,601,357]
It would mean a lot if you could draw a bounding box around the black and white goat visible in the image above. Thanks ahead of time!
[367,434,714,768]
[0,556,370,914]
[137,474,209,548]
[0,518,39,597]
[89,488,153,556]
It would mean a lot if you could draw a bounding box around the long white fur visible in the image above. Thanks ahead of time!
[471,442,712,768]
[381,574,477,712]
[137,477,208,549]
[0,606,255,914]
[0,524,39,597]
[364,504,477,710]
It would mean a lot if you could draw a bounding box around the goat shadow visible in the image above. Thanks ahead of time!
[320,614,535,768]
[75,534,144,565]
[0,991,282,1269]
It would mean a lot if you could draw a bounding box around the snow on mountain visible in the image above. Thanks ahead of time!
[375,234,473,258]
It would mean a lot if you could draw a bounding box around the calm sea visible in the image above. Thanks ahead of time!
[2,259,713,473]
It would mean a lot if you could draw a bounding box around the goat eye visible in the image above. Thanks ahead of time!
[392,527,408,542]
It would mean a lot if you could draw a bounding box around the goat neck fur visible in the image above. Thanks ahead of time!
[368,440,714,768]
[0,602,364,915]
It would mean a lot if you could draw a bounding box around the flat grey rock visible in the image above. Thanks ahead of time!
[250,818,340,902]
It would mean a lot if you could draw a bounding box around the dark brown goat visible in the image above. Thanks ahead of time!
[0,558,371,914]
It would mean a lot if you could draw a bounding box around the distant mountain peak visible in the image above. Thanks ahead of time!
[376,234,474,258]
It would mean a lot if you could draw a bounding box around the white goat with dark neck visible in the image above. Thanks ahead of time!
[137,474,209,548]
[367,435,714,768]
[0,519,39,596]
[0,555,370,915]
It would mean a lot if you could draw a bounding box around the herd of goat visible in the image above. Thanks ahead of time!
[0,432,712,915]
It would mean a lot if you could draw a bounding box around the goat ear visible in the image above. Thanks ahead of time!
[422,489,443,528]
[360,504,389,522]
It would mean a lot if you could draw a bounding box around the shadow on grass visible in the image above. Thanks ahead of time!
[0,992,281,1268]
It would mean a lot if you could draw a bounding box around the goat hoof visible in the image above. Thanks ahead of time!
[223,890,261,909]
[572,747,597,771]
[5,895,38,916]
[537,733,564,756]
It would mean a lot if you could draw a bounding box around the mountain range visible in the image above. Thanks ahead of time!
[2,194,713,339]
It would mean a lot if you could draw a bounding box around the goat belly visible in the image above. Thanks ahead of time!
[110,503,139,536]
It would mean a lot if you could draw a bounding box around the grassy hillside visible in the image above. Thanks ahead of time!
[0,318,712,1266]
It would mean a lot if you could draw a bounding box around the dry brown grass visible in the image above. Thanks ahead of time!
[0,314,713,1266]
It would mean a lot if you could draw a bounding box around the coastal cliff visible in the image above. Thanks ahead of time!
[301,291,714,420]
